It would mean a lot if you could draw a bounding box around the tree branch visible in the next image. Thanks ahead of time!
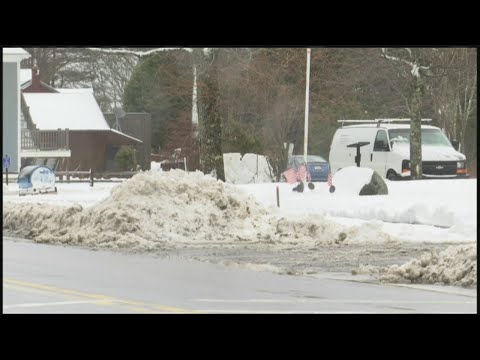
[86,47,193,56]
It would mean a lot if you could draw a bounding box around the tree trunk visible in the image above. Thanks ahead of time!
[194,49,225,181]
[410,71,424,180]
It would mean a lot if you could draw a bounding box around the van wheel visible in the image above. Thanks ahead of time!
[387,170,397,181]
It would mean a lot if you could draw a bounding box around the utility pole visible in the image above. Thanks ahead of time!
[303,48,311,182]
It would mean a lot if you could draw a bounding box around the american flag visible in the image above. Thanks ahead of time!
[283,165,311,184]
[328,173,333,187]
[283,168,297,184]
[296,165,308,182]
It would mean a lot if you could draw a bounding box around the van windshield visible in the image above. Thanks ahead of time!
[388,128,452,147]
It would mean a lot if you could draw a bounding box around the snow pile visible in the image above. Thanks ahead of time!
[217,261,284,274]
[3,169,396,250]
[150,161,163,171]
[360,244,477,287]
[332,167,374,196]
[223,153,273,184]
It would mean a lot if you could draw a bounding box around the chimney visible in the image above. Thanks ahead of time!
[31,65,40,87]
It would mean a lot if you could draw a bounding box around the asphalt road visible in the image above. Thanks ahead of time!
[3,237,476,313]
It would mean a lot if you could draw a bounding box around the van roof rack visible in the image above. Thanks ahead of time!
[337,118,432,127]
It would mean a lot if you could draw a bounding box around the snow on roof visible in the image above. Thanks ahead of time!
[110,128,142,143]
[3,48,30,62]
[23,92,110,130]
[3,48,29,56]
[56,88,94,94]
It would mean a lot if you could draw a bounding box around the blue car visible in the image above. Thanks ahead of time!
[288,155,331,182]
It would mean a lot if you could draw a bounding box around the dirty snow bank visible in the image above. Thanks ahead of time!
[359,244,476,287]
[216,261,284,274]
[3,170,396,250]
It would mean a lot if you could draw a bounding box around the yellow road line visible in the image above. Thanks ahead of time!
[4,278,194,313]
[4,283,89,302]
[5,279,113,301]
[4,300,116,309]
[155,305,202,313]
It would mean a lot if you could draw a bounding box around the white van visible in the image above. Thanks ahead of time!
[329,119,468,180]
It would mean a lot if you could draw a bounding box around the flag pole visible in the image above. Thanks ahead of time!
[303,48,311,183]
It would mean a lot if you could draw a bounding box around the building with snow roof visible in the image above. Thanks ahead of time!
[19,66,143,172]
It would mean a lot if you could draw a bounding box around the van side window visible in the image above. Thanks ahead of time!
[374,130,389,152]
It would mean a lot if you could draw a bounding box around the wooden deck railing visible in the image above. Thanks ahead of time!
[21,129,69,151]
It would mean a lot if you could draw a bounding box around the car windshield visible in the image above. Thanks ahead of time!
[388,128,453,147]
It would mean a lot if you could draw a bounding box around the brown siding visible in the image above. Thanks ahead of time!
[56,131,140,172]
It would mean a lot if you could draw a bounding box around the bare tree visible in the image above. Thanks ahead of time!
[193,48,225,181]
[22,48,83,87]
[427,48,476,153]
[215,48,308,180]
[381,48,431,179]
[87,47,226,181]
[23,48,139,112]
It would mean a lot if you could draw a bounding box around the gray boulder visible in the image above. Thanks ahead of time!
[359,170,388,196]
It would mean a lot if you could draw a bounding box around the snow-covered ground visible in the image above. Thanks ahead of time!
[238,177,476,244]
[2,163,477,287]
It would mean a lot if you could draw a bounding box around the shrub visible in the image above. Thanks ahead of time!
[115,146,137,171]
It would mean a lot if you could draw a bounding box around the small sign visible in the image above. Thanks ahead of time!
[3,154,11,169]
